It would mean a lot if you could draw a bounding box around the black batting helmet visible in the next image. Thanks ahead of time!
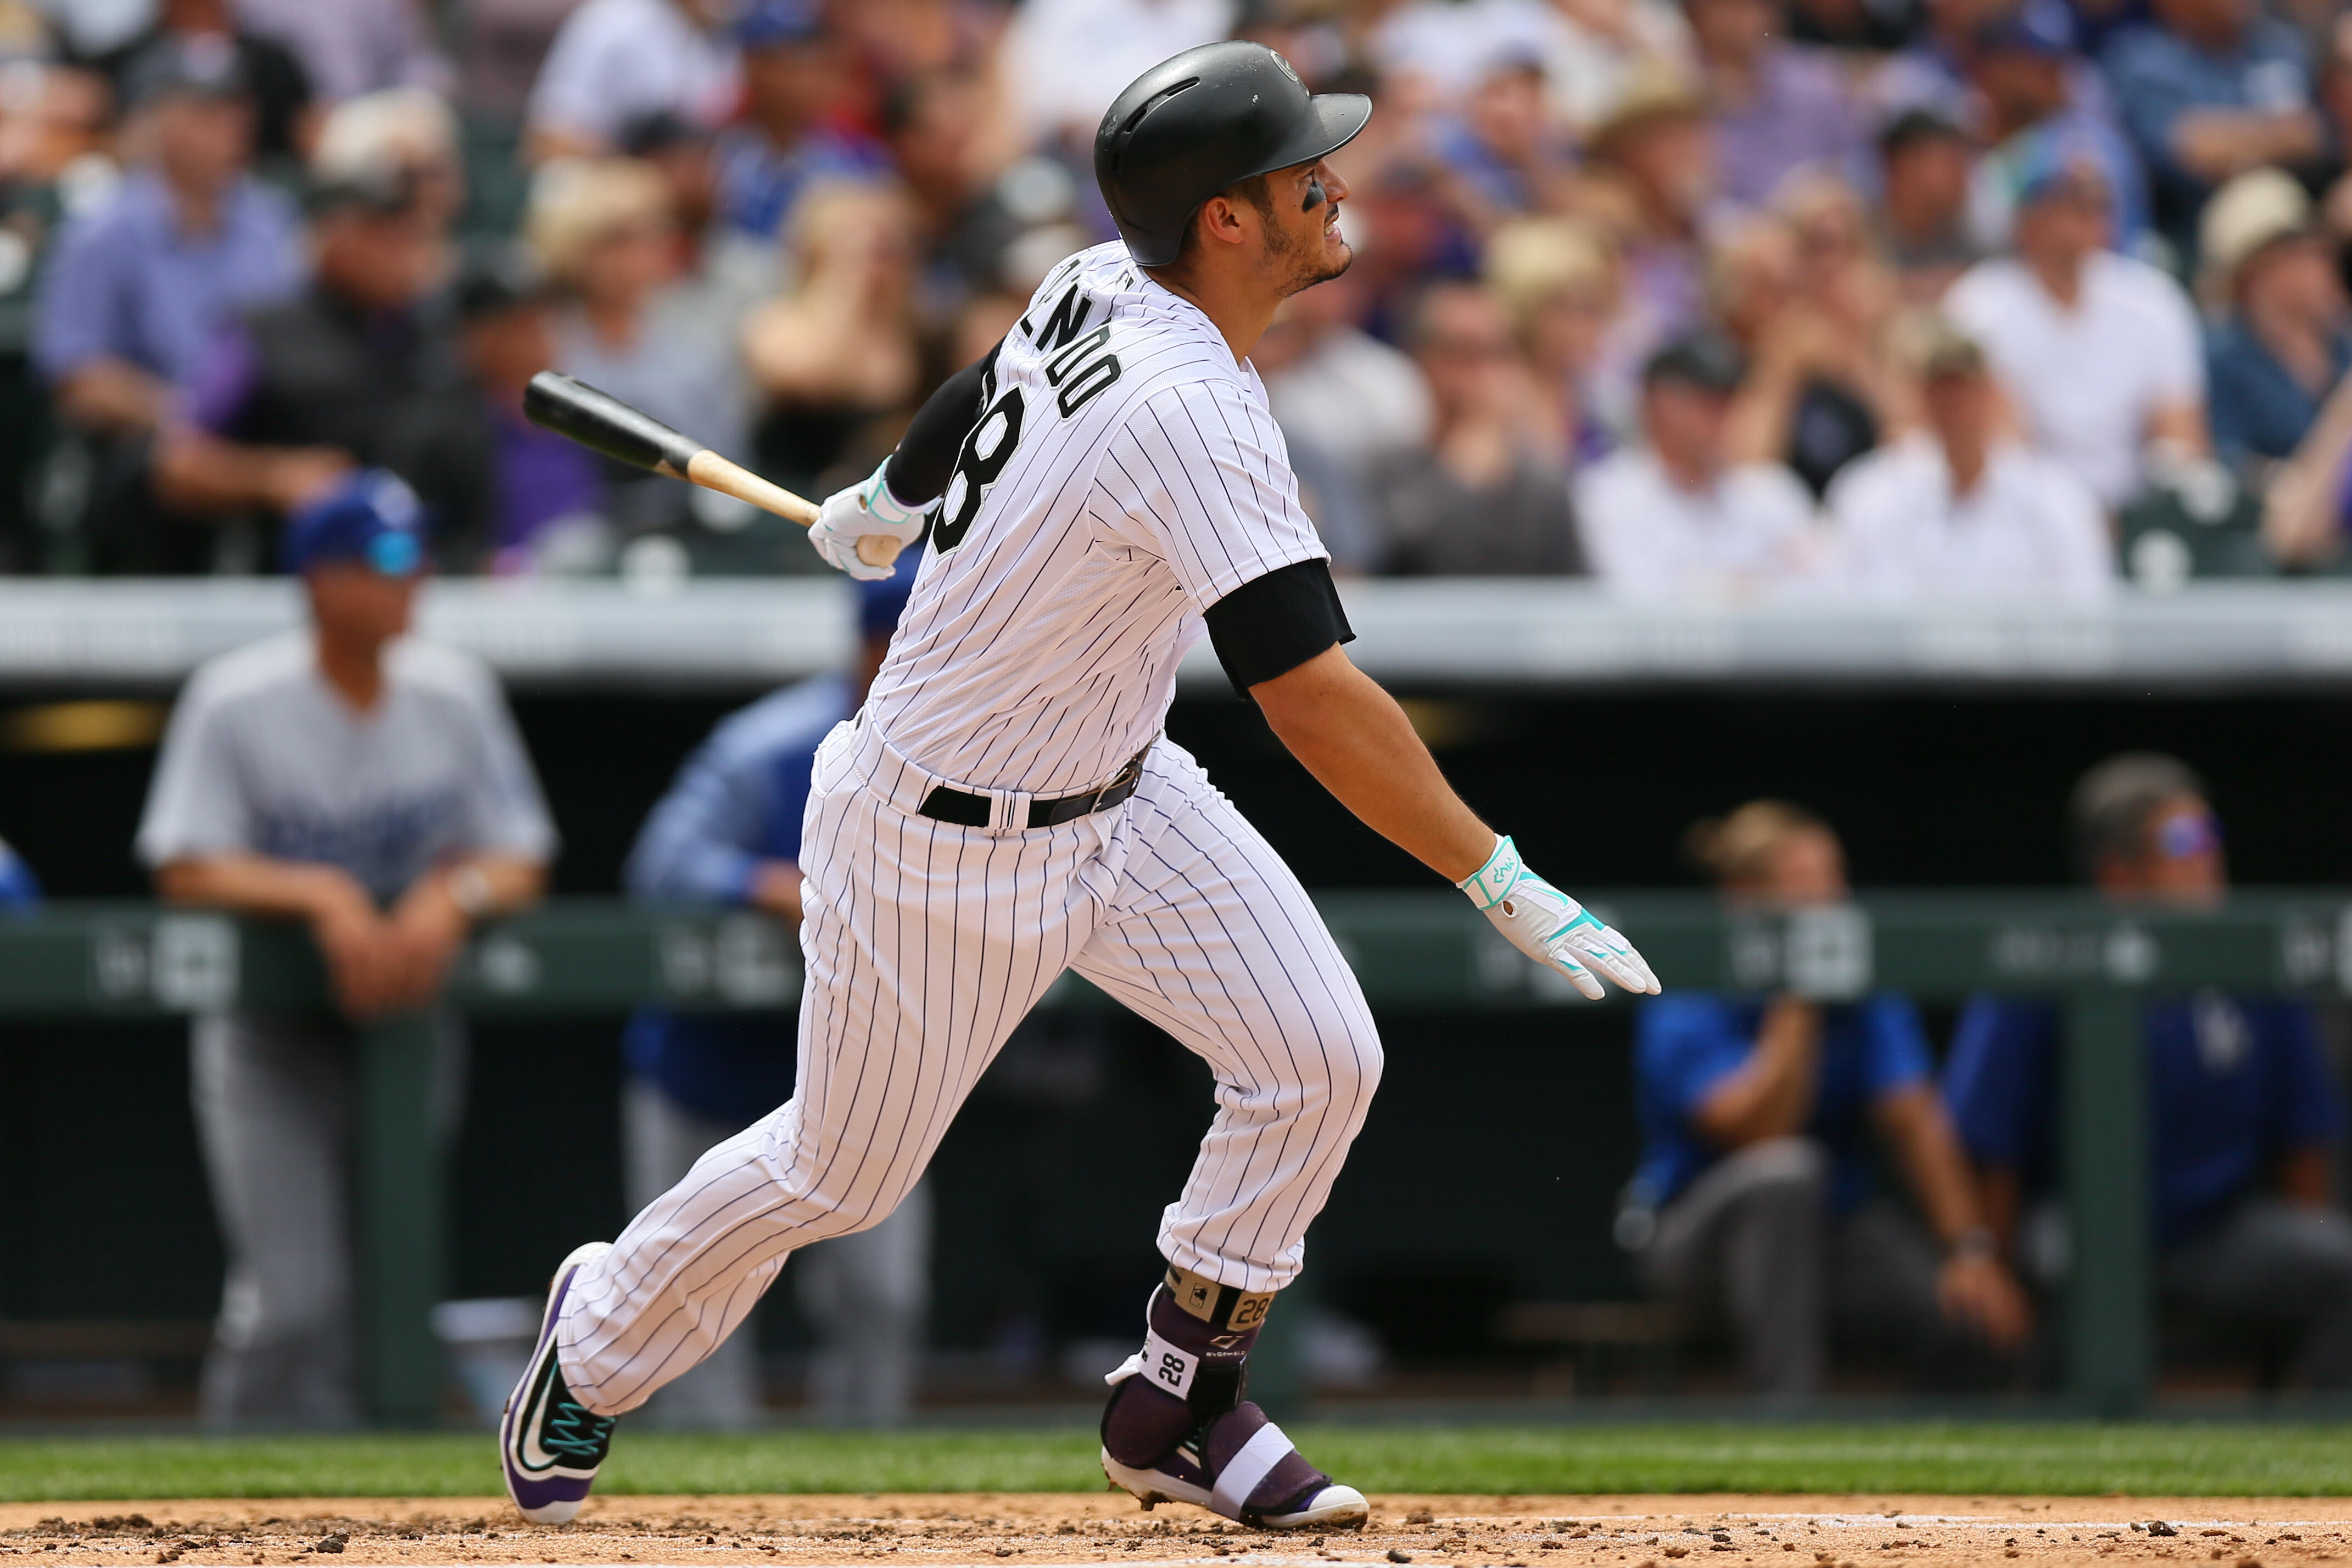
[1093,41,1371,268]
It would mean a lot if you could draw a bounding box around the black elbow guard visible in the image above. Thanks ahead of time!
[1203,558,1355,696]
[884,340,999,506]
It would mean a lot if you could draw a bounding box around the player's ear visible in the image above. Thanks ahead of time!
[1197,191,1252,251]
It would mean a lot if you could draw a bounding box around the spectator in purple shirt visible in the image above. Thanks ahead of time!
[33,35,303,571]
[1687,0,1866,208]
[450,245,604,573]
[37,39,301,433]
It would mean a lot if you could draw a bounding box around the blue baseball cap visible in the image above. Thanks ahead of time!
[735,0,824,49]
[2008,124,2109,208]
[282,469,429,576]
[856,546,919,640]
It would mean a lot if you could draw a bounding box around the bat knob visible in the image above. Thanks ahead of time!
[856,535,904,569]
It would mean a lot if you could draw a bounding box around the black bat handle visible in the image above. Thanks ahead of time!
[524,372,705,477]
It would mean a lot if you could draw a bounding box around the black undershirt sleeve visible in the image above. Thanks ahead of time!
[882,338,1001,506]
[1203,557,1355,697]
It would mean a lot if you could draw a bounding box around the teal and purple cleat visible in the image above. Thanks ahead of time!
[500,1242,616,1524]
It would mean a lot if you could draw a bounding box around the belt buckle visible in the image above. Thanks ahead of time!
[1096,759,1140,810]
[1053,752,1143,827]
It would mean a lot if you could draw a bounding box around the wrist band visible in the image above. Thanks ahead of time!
[1457,835,1521,910]
[861,462,922,527]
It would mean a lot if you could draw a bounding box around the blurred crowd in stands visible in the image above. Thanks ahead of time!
[8,0,2352,598]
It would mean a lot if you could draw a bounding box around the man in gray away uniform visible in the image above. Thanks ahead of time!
[137,470,556,1427]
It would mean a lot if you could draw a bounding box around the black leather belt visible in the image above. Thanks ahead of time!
[919,747,1151,830]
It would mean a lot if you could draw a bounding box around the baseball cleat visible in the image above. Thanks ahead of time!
[500,1241,616,1525]
[1099,1427,1369,1531]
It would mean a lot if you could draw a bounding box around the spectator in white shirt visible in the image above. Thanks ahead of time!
[1829,324,2115,606]
[1253,271,1432,570]
[1576,332,1826,604]
[233,0,450,103]
[1001,0,1234,150]
[1373,0,1695,134]
[1257,272,1434,477]
[525,0,740,163]
[1942,151,2210,511]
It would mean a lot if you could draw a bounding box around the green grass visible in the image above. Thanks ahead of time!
[1,1424,2350,1503]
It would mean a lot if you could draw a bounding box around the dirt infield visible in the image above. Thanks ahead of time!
[4,1496,2347,1568]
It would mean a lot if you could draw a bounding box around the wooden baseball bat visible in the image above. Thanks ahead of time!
[523,371,903,569]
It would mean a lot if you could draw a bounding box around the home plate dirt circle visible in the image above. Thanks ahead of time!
[4,1496,2346,1568]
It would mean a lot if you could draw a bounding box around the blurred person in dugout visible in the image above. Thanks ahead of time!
[0,832,37,909]
[135,472,555,1427]
[621,558,930,1426]
[1622,802,2031,1401]
[1945,755,2352,1388]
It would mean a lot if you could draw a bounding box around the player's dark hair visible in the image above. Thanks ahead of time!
[2071,753,2206,879]
[1684,800,1830,889]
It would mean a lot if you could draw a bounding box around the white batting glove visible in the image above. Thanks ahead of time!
[1459,835,1661,1000]
[809,459,926,580]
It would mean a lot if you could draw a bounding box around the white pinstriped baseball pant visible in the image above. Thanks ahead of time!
[556,716,1384,1415]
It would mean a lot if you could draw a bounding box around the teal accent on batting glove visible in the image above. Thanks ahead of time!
[858,460,924,529]
[1457,835,1523,911]
[1546,906,1606,943]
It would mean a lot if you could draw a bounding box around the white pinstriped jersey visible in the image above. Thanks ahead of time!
[863,242,1329,797]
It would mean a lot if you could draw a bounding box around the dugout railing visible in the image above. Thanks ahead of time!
[3,891,2345,1424]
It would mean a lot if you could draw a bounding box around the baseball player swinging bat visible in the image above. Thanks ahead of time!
[503,38,1660,1541]
[522,372,903,570]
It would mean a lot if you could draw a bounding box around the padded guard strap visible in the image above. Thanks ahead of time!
[1209,1421,1294,1520]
